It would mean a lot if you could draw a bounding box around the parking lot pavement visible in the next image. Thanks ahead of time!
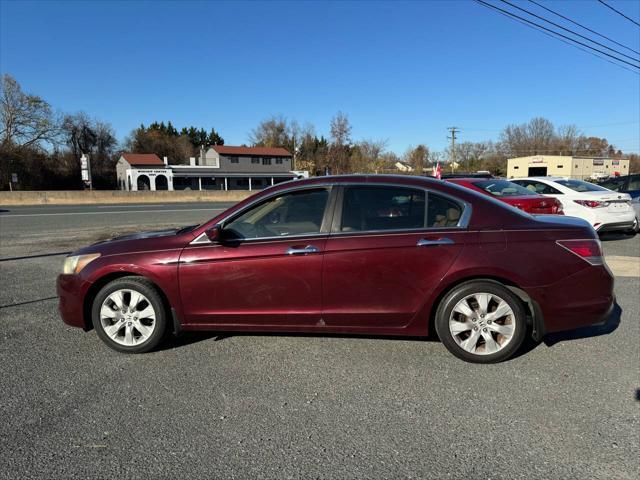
[1,206,639,479]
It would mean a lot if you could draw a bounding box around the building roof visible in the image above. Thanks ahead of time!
[121,153,165,166]
[211,146,292,157]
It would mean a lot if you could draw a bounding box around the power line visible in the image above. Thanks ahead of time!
[597,0,640,28]
[498,0,639,63]
[473,0,640,74]
[474,0,640,72]
[528,0,640,55]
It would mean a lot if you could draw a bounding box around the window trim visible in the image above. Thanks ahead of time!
[190,180,471,245]
[190,185,337,244]
[329,183,471,236]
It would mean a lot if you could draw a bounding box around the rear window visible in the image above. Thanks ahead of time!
[474,180,534,197]
[555,179,608,192]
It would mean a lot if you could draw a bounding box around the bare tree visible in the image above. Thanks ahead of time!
[403,144,429,174]
[329,111,352,174]
[0,74,58,151]
[249,115,297,154]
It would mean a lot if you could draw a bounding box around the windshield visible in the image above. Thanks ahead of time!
[473,180,535,197]
[555,179,609,192]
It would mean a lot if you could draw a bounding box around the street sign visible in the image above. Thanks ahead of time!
[11,173,18,183]
[81,170,89,181]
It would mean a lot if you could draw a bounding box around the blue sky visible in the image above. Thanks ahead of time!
[1,0,639,154]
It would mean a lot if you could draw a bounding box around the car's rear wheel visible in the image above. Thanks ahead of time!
[92,276,167,353]
[435,281,527,363]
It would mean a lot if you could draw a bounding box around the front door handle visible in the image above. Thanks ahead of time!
[286,245,320,255]
[417,237,454,247]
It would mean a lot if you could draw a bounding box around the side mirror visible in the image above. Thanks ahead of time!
[205,225,222,243]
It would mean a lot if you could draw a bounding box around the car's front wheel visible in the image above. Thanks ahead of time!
[92,276,167,353]
[435,281,527,363]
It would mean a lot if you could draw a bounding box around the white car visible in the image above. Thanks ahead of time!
[511,177,636,233]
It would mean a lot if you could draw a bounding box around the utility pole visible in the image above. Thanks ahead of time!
[447,127,459,173]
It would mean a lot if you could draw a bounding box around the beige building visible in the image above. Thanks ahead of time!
[507,155,630,180]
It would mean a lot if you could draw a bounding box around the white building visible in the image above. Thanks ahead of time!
[116,147,308,191]
[116,154,173,191]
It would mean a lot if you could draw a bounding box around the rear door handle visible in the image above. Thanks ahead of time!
[417,237,454,247]
[286,245,320,255]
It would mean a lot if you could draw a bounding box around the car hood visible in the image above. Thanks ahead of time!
[72,225,198,257]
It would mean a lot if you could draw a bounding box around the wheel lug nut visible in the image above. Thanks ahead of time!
[488,320,493,324]
[472,318,476,322]
[482,328,487,332]
[473,326,478,331]
[481,314,485,318]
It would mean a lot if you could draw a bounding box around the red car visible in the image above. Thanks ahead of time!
[57,175,613,363]
[447,178,564,215]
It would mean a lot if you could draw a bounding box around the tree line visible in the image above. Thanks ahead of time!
[1,73,638,190]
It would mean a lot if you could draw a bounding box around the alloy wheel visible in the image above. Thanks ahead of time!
[99,289,156,346]
[448,292,516,355]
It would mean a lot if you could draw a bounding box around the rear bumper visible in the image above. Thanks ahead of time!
[596,221,636,232]
[528,264,615,335]
[57,274,91,329]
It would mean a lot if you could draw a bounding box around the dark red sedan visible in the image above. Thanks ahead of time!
[447,178,564,215]
[57,175,613,363]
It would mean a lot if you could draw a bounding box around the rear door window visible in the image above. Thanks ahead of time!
[339,186,426,232]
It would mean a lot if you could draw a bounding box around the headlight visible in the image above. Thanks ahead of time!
[62,253,101,274]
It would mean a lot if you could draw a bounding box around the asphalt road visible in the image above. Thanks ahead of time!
[0,204,638,479]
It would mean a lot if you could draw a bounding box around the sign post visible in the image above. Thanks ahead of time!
[80,154,92,190]
[9,173,18,191]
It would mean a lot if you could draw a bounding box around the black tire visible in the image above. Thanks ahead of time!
[92,276,168,353]
[435,280,527,364]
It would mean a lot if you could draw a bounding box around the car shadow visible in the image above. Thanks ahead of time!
[599,231,636,241]
[158,302,622,359]
[157,330,434,352]
[542,301,622,347]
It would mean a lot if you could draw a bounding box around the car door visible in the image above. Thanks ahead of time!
[178,186,335,326]
[321,184,466,329]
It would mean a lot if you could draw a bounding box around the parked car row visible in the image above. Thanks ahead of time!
[444,174,637,234]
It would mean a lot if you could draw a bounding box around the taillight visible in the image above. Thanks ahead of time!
[556,239,604,266]
[574,200,607,208]
[554,200,564,214]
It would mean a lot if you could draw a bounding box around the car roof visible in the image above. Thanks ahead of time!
[513,176,568,182]
[275,174,445,187]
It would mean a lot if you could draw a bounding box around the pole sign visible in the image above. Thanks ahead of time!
[80,154,92,189]
[11,173,18,183]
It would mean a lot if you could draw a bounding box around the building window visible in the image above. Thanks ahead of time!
[251,158,260,164]
[514,166,519,169]
[557,165,563,168]
[262,158,272,165]
[275,158,283,164]
[230,157,239,164]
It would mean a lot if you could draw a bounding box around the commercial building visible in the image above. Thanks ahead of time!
[507,155,630,180]
[116,146,307,191]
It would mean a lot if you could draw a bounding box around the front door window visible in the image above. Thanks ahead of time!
[224,188,329,239]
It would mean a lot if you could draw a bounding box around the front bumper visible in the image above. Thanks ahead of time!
[528,264,615,335]
[57,274,91,329]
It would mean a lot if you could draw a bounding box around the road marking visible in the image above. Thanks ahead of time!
[606,256,640,277]
[0,208,225,218]
[97,204,167,208]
